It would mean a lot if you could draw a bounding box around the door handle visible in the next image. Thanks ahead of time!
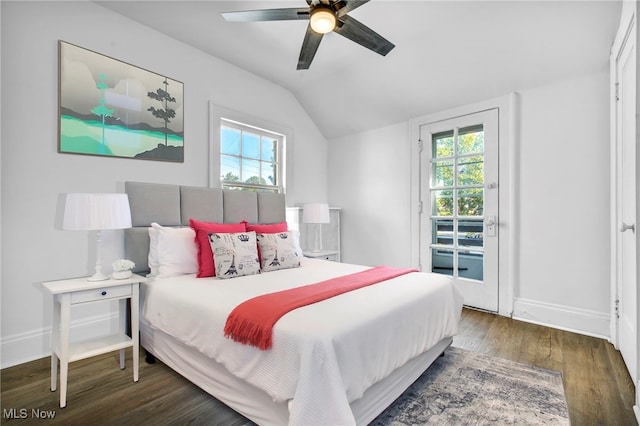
[619,222,635,233]
[485,216,496,237]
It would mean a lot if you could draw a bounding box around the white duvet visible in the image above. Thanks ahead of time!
[142,258,463,425]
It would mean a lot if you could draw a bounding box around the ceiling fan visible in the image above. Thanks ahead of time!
[222,0,395,70]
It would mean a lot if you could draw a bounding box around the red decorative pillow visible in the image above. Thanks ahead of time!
[246,221,288,233]
[189,219,247,277]
[246,222,288,263]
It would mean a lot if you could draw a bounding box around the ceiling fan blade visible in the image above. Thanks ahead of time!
[334,0,370,17]
[222,8,310,22]
[333,14,395,56]
[297,24,324,70]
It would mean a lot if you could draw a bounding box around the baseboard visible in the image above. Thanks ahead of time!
[512,298,610,339]
[1,313,119,369]
[634,404,640,424]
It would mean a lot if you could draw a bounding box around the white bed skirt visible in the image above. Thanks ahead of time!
[140,317,452,425]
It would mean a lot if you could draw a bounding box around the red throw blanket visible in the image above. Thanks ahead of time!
[224,266,418,350]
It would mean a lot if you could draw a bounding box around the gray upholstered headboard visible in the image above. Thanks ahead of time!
[124,181,286,274]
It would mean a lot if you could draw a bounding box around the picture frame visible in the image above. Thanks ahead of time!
[58,40,184,162]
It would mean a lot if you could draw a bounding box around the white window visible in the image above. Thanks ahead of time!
[219,118,284,193]
[209,103,290,193]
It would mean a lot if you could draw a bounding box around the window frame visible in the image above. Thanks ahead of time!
[209,102,291,193]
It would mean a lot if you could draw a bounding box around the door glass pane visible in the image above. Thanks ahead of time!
[432,219,454,246]
[432,160,454,187]
[458,219,484,248]
[457,155,484,186]
[432,190,454,216]
[459,249,483,281]
[457,188,483,216]
[432,130,454,158]
[432,248,454,276]
[457,125,484,155]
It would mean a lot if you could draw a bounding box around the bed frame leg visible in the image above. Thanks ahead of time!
[145,349,156,364]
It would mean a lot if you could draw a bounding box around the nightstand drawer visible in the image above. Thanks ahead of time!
[303,251,339,262]
[69,284,132,304]
[318,254,337,261]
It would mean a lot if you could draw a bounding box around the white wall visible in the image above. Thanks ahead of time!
[328,122,412,268]
[329,69,612,337]
[513,70,611,335]
[0,1,328,368]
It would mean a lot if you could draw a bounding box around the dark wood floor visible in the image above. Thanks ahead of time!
[1,308,636,425]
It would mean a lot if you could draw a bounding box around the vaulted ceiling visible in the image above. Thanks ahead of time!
[97,1,622,139]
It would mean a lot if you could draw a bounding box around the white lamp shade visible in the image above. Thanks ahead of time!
[63,193,132,231]
[302,203,330,224]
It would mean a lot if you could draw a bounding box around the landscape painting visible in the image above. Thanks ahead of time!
[58,41,184,162]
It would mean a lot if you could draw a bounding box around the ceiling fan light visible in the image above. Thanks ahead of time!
[310,8,336,34]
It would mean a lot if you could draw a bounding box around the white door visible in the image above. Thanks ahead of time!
[420,109,499,311]
[613,14,637,387]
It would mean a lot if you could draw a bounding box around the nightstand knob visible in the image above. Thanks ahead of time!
[101,291,107,296]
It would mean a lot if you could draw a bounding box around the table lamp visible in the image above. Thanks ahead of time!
[63,193,132,281]
[302,203,330,253]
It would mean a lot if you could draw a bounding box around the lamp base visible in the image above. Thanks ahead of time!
[87,272,109,282]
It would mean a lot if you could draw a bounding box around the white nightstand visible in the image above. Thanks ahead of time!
[42,274,145,408]
[303,250,339,262]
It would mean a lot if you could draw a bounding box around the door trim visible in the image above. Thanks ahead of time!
[409,94,517,317]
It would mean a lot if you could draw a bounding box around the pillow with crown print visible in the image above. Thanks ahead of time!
[257,231,302,273]
[209,231,260,279]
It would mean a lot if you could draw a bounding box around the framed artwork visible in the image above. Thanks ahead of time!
[58,40,184,162]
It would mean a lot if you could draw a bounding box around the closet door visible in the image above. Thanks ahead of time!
[611,7,637,391]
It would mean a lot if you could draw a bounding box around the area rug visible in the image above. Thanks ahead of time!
[370,346,570,425]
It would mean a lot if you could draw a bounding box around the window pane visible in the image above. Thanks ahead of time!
[459,249,483,281]
[432,130,454,158]
[457,188,483,216]
[432,160,454,187]
[261,137,276,162]
[457,155,484,186]
[220,119,282,193]
[458,125,484,155]
[432,218,453,246]
[432,248,454,276]
[242,158,262,184]
[262,162,276,186]
[458,219,484,248]
[221,154,240,182]
[221,127,240,155]
[222,185,279,193]
[432,190,454,216]
[242,132,260,159]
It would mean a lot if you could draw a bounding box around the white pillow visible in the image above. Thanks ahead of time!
[257,231,302,272]
[147,226,159,277]
[150,222,198,278]
[209,231,260,279]
[291,229,302,255]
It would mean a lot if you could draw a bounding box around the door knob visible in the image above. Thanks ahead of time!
[619,222,635,233]
[485,216,497,237]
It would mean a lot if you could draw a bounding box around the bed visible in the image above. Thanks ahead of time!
[124,181,463,425]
